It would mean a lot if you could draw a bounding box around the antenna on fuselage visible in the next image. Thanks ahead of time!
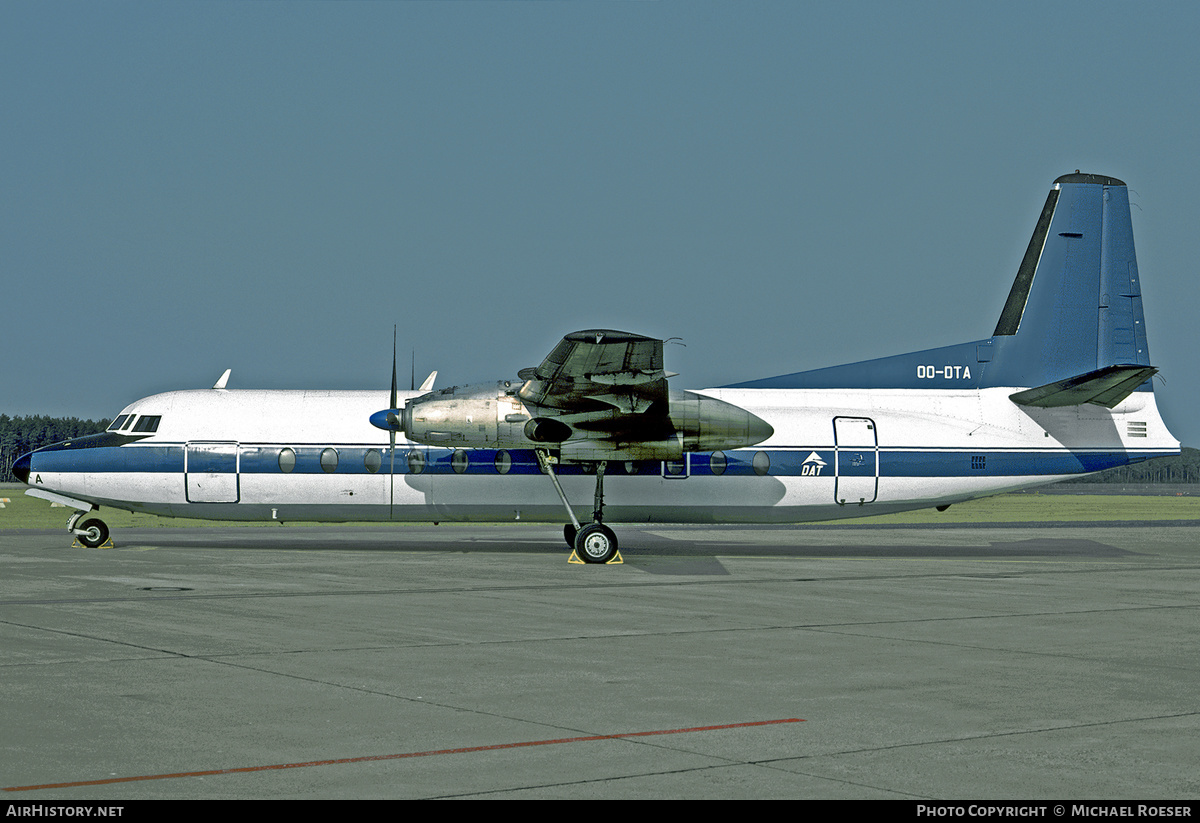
[212,369,231,390]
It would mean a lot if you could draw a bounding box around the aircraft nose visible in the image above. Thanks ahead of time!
[12,451,32,485]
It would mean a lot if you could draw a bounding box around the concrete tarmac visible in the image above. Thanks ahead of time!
[1,522,1198,799]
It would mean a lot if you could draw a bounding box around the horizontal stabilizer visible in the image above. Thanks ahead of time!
[1009,364,1157,409]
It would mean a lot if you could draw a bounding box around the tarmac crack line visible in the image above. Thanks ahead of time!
[3,596,1197,668]
[428,756,926,800]
[752,709,1200,766]
[4,560,1200,608]
[804,621,1200,670]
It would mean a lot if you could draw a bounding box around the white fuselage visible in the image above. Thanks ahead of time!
[24,385,1178,525]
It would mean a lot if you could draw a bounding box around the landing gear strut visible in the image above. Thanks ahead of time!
[538,451,620,564]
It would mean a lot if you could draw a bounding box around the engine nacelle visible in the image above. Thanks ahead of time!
[402,381,527,446]
[558,392,773,460]
[665,390,774,453]
[400,382,773,457]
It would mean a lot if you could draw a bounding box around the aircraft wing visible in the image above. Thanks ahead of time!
[392,328,771,458]
[517,330,670,419]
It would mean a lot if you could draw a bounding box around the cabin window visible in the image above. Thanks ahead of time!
[132,415,161,433]
[364,449,382,474]
[278,448,296,473]
[320,448,339,473]
[407,450,425,474]
[109,415,129,431]
[664,459,685,476]
[710,451,727,476]
[494,450,511,475]
[753,450,770,476]
[451,450,469,474]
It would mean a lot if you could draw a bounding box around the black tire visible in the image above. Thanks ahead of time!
[77,518,109,548]
[564,523,577,547]
[574,523,617,564]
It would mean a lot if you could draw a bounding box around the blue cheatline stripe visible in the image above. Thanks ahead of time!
[27,442,1173,479]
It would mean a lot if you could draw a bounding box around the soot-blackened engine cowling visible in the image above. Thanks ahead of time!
[400,380,772,460]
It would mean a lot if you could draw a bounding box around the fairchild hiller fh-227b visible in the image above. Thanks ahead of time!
[14,173,1178,562]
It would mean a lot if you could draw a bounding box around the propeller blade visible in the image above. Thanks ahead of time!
[370,327,406,433]
[391,326,399,411]
[390,329,397,517]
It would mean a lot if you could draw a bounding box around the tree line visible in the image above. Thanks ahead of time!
[1075,446,1200,484]
[2,414,1197,484]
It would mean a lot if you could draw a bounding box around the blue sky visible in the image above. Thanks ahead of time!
[4,2,1198,445]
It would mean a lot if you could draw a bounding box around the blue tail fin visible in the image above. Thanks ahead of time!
[984,172,1152,388]
[728,173,1156,395]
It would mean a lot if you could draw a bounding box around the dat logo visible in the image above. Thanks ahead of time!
[801,452,827,476]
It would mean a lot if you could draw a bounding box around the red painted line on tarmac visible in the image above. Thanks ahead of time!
[4,718,804,792]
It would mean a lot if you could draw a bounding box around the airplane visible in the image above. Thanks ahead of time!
[13,172,1179,563]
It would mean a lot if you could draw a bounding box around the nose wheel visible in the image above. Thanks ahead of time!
[68,511,111,548]
[76,518,110,548]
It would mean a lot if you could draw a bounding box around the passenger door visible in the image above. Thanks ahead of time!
[833,417,877,505]
[185,442,240,503]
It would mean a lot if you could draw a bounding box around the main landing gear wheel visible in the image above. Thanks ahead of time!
[538,451,621,564]
[76,518,109,548]
[574,523,618,564]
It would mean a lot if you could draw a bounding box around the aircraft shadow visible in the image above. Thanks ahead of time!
[99,525,1136,565]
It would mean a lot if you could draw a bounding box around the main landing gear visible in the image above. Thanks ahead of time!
[68,510,111,548]
[538,451,621,564]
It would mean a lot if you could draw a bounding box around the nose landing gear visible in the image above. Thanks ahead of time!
[68,511,111,548]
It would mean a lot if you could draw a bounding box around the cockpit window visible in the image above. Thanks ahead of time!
[120,416,135,430]
[131,415,162,433]
[108,415,130,431]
